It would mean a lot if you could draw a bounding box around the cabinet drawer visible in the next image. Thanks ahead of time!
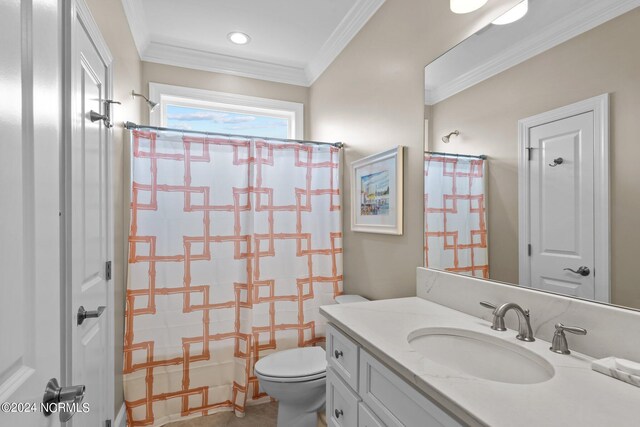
[359,350,463,427]
[327,324,359,391]
[327,367,360,427]
[359,403,385,427]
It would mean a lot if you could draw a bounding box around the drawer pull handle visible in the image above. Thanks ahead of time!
[334,350,343,359]
[335,409,343,419]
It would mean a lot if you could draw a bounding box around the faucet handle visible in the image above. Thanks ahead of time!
[480,301,507,332]
[556,323,587,336]
[550,323,587,354]
[480,301,497,311]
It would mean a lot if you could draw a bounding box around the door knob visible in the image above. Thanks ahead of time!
[549,157,564,167]
[77,305,105,325]
[563,266,590,277]
[42,378,85,422]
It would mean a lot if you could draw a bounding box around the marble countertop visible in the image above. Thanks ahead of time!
[320,297,640,427]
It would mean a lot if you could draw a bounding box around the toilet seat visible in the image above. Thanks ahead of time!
[255,371,326,383]
[254,347,326,383]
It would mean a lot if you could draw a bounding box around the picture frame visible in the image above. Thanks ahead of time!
[350,146,404,235]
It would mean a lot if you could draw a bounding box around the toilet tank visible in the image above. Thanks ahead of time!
[335,294,369,304]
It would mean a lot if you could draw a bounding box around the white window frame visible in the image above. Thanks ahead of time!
[149,82,304,139]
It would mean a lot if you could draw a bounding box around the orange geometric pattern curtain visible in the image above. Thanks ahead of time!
[123,130,343,426]
[424,154,488,278]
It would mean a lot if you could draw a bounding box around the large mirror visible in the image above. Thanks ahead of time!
[423,0,640,310]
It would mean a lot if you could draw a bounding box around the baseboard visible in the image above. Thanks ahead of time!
[114,403,127,427]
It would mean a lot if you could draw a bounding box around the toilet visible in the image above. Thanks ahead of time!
[254,294,368,427]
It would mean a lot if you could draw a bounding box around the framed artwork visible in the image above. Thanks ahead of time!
[350,146,404,235]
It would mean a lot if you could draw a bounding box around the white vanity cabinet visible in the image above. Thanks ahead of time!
[326,325,462,427]
[358,402,385,427]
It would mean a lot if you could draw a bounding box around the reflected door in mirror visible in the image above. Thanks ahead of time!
[525,111,597,300]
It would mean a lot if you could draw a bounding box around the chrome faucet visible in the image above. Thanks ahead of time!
[480,301,535,342]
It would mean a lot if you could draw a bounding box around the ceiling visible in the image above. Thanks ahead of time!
[122,0,385,86]
[425,0,639,104]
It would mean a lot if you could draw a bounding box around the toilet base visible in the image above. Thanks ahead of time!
[255,359,326,427]
[276,403,320,427]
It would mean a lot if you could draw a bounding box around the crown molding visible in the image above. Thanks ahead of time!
[305,0,386,84]
[121,0,150,54]
[122,0,385,87]
[141,41,310,86]
[425,0,640,105]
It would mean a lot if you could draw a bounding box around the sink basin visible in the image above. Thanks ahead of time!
[408,327,554,384]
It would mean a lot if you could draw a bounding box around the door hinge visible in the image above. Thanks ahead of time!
[105,261,112,281]
[525,147,533,161]
[528,244,532,256]
[105,420,111,427]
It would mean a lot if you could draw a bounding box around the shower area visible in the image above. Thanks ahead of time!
[122,126,343,425]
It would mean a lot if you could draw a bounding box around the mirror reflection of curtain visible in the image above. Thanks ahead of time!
[424,154,488,278]
[123,130,343,425]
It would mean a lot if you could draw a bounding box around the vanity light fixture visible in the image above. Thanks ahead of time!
[131,90,158,112]
[227,32,251,45]
[492,0,529,25]
[450,0,488,14]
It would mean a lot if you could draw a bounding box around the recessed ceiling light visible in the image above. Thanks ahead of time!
[450,0,488,14]
[492,0,529,25]
[227,32,251,45]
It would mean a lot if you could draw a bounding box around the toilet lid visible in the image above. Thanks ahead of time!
[254,347,326,379]
[335,294,369,304]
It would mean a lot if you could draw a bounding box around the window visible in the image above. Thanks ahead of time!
[149,83,304,139]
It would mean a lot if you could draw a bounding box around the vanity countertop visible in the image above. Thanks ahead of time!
[320,297,640,427]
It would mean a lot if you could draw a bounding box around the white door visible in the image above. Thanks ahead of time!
[527,112,596,299]
[0,0,62,426]
[68,3,112,425]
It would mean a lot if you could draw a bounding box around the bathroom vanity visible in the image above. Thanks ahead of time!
[324,322,461,427]
[323,1,640,425]
[320,269,640,427]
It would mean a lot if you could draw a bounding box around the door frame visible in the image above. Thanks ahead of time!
[518,94,610,303]
[61,0,115,423]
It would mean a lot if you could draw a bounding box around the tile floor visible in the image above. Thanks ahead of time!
[165,403,327,427]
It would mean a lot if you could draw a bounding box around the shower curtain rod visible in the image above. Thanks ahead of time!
[124,121,344,148]
[425,150,487,160]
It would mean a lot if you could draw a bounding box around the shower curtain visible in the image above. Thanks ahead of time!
[424,154,488,278]
[123,130,343,426]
